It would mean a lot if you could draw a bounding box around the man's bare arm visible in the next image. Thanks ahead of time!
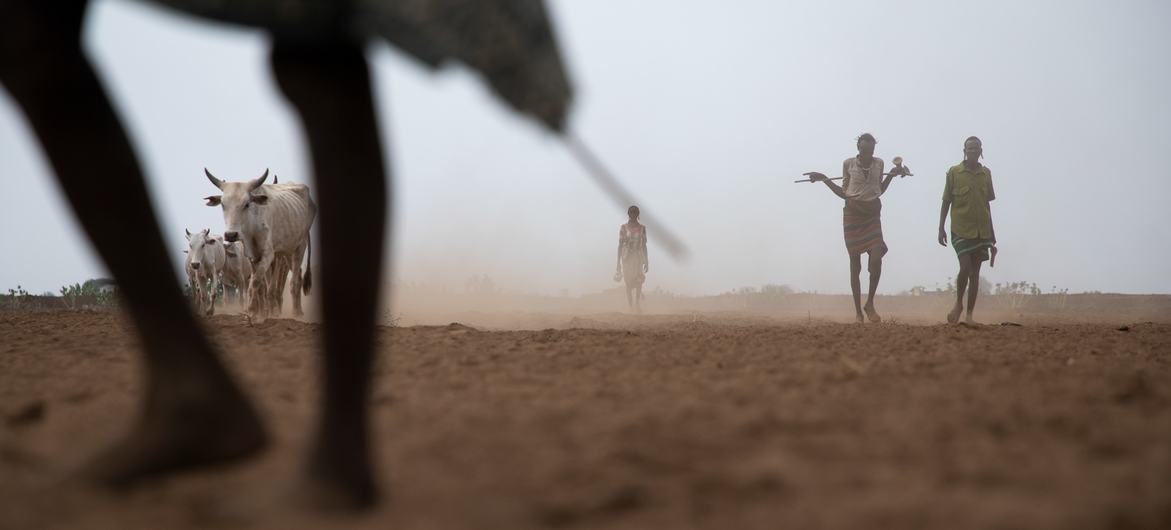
[823,177,848,199]
[642,234,649,272]
[938,200,951,246]
[805,160,849,199]
[880,161,897,193]
[987,203,996,244]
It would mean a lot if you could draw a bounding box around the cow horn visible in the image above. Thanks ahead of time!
[186,228,191,237]
[250,169,269,191]
[204,168,223,190]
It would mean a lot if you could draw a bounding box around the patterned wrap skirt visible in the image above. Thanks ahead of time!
[843,198,888,257]
[951,233,993,262]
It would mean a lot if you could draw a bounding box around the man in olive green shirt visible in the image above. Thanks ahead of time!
[938,136,997,324]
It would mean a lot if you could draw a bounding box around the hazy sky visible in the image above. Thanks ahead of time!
[2,0,1169,297]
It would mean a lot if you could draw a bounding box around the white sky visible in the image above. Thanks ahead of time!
[2,0,1169,296]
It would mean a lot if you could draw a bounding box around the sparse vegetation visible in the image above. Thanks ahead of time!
[995,281,1041,310]
[6,285,31,310]
[2,280,118,312]
[60,279,119,309]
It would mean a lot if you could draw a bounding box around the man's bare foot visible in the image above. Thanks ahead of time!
[964,314,978,325]
[947,304,962,324]
[84,389,267,487]
[855,312,865,323]
[863,304,881,323]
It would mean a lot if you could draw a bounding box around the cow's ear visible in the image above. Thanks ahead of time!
[204,195,222,206]
[182,250,188,254]
[251,194,269,205]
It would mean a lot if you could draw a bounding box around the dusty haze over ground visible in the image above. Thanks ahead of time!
[2,0,1170,301]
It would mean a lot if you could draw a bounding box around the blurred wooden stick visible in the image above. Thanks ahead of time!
[564,132,689,260]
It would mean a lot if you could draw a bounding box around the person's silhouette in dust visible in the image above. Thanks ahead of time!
[615,205,649,313]
[0,0,571,509]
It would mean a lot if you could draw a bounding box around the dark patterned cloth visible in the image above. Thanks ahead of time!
[951,233,993,262]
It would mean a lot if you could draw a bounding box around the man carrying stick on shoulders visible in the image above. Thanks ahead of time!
[938,136,998,324]
[804,133,908,323]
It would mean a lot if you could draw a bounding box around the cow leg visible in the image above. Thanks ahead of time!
[223,275,233,306]
[232,272,243,307]
[273,258,288,316]
[249,242,275,321]
[262,256,284,318]
[249,257,271,322]
[187,276,198,311]
[188,275,201,314]
[272,36,385,509]
[0,0,266,485]
[289,246,306,317]
[214,269,224,313]
[241,268,252,310]
[204,272,216,316]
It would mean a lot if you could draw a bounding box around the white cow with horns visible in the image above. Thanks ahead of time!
[184,228,225,316]
[204,168,315,321]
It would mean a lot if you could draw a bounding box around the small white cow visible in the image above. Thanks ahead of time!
[204,168,315,321]
[184,228,226,316]
[222,239,252,308]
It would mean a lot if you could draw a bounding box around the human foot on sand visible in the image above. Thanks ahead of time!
[947,303,962,324]
[84,390,267,487]
[864,304,882,323]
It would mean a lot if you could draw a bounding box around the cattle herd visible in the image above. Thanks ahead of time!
[185,169,316,322]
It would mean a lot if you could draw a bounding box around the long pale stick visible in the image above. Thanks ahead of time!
[794,156,914,183]
[564,132,689,259]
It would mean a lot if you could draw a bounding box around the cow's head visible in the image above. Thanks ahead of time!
[204,168,270,243]
[185,228,217,270]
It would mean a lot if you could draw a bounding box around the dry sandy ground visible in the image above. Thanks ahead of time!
[1,310,1169,530]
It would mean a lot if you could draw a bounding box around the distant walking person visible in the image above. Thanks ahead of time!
[804,133,907,322]
[938,136,997,324]
[615,205,649,313]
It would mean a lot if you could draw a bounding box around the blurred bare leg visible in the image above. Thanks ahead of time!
[950,255,971,324]
[849,254,864,322]
[966,257,983,324]
[0,0,266,486]
[271,36,385,509]
[864,252,882,322]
